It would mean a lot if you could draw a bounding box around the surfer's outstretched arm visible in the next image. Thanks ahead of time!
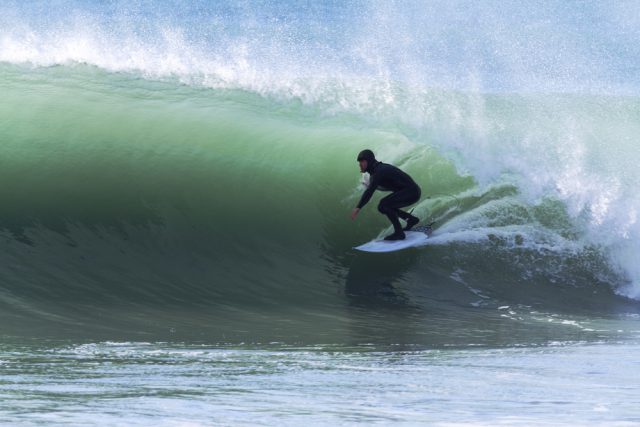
[356,174,380,209]
[351,174,379,220]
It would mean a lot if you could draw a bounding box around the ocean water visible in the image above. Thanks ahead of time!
[1,1,640,425]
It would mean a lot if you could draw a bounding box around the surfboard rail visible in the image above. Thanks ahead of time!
[354,229,430,253]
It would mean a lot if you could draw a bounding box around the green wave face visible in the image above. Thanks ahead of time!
[0,64,465,275]
[0,63,637,344]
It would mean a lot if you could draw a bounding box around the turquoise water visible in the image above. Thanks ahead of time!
[2,1,640,425]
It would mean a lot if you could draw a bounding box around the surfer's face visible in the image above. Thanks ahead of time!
[358,159,367,173]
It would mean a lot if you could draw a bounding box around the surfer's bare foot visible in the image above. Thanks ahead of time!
[384,231,406,241]
[403,216,419,231]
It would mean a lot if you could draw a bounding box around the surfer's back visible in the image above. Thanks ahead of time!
[371,162,420,192]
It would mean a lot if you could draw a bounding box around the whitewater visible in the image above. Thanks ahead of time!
[1,1,640,425]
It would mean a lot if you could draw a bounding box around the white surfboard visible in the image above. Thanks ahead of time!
[354,230,430,253]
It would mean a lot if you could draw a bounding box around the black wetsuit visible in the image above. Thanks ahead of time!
[357,161,421,233]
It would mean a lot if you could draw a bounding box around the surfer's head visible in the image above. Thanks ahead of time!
[357,149,377,173]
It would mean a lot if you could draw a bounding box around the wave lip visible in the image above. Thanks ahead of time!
[2,1,640,94]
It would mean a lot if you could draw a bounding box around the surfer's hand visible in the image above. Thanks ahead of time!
[351,208,360,220]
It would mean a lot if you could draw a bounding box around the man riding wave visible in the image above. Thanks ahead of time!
[351,149,421,241]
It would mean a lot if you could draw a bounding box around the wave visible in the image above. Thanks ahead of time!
[1,2,640,339]
[0,62,635,297]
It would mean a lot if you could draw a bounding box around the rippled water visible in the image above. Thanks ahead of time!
[1,341,639,426]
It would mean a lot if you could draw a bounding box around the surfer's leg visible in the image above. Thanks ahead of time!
[378,193,406,238]
[397,209,412,220]
[378,189,420,220]
[378,199,403,232]
[379,187,421,230]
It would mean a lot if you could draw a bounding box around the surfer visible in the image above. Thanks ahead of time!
[351,149,421,240]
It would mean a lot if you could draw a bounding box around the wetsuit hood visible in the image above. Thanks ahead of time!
[357,149,380,174]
